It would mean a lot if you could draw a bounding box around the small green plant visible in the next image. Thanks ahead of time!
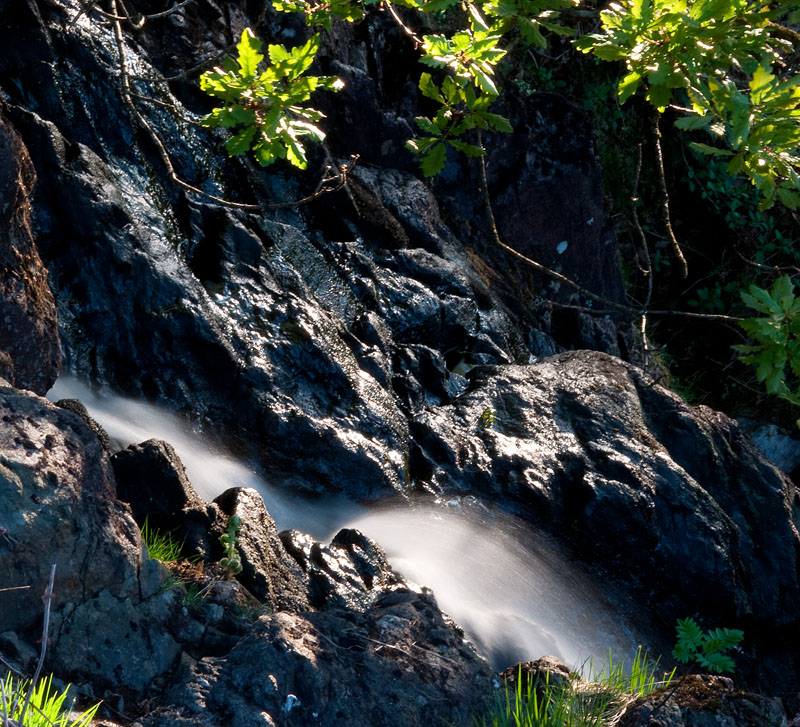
[199,28,343,169]
[220,515,243,578]
[140,516,183,562]
[733,275,800,407]
[479,407,496,428]
[1,673,100,727]
[672,617,744,674]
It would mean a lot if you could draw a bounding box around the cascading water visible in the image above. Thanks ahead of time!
[48,375,643,671]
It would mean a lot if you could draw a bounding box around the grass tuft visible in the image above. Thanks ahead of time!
[140,517,184,562]
[1,673,100,727]
[475,647,674,727]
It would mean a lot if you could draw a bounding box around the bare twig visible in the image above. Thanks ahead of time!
[736,250,800,276]
[17,565,56,727]
[0,586,30,593]
[654,116,688,278]
[68,0,103,29]
[631,143,654,363]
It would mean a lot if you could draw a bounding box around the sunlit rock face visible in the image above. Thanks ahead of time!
[410,352,800,628]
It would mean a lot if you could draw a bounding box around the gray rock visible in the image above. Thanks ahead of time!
[0,385,179,693]
[279,526,399,611]
[112,438,219,559]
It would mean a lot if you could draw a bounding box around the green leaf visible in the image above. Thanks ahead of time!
[777,186,800,210]
[449,139,485,157]
[674,114,713,131]
[414,116,443,136]
[237,28,264,78]
[421,142,447,176]
[482,112,513,132]
[618,71,642,104]
[689,142,734,157]
[225,125,258,156]
[419,73,443,103]
[471,66,499,95]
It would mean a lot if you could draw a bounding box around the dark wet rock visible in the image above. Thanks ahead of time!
[135,586,494,727]
[112,438,219,559]
[619,674,788,727]
[0,0,571,506]
[0,384,179,692]
[213,487,310,611]
[410,350,800,691]
[280,526,399,611]
[0,111,60,394]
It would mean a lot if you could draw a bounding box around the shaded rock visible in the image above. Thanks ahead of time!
[0,384,179,692]
[0,111,60,394]
[620,674,788,727]
[135,586,494,727]
[488,93,624,310]
[279,527,398,611]
[112,438,219,559]
[213,487,309,611]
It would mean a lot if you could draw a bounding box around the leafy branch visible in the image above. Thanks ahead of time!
[576,0,800,210]
[199,29,344,169]
[734,275,800,407]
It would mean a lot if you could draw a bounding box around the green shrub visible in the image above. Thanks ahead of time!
[734,275,800,409]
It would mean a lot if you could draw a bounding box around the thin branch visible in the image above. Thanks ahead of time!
[68,0,102,29]
[631,143,654,362]
[18,565,56,727]
[383,1,423,47]
[0,586,30,593]
[654,115,688,278]
[736,250,800,276]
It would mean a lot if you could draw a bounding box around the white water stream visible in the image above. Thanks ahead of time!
[48,375,642,671]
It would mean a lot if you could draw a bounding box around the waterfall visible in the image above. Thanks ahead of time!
[49,375,642,671]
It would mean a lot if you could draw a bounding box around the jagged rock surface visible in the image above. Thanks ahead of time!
[410,351,800,696]
[1,0,799,720]
[136,586,495,727]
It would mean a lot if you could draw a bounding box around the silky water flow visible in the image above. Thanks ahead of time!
[49,375,642,672]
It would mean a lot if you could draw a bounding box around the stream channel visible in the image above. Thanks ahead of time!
[49,375,645,674]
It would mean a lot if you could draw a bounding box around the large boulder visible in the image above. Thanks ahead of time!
[0,111,60,394]
[0,384,179,693]
[409,350,800,694]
